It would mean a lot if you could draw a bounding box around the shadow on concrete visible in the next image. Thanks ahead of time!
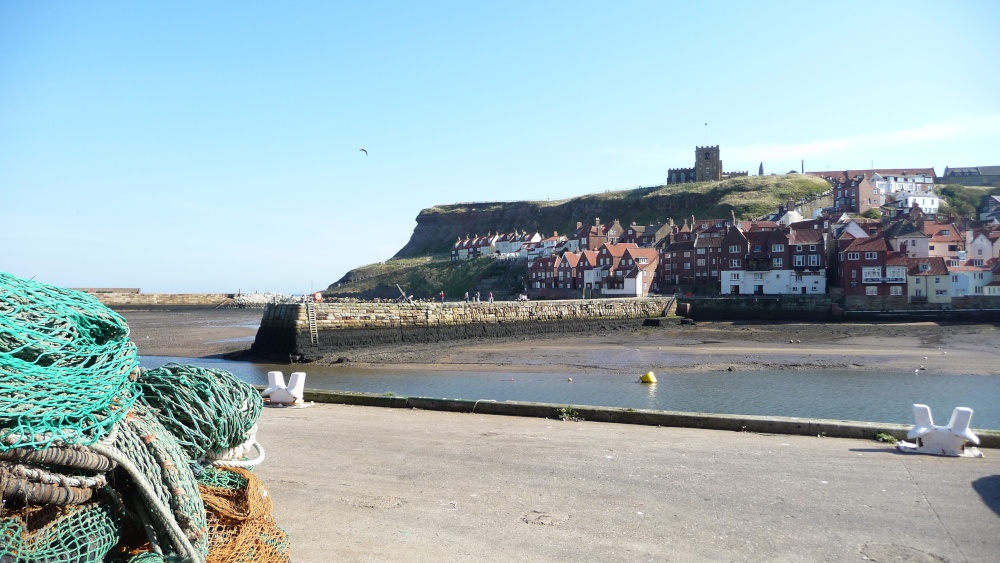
[971,475,1000,517]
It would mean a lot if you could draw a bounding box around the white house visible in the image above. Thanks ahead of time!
[720,269,792,295]
[947,259,993,297]
[895,192,940,215]
[871,172,935,196]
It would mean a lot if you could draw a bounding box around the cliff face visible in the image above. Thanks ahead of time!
[394,175,832,258]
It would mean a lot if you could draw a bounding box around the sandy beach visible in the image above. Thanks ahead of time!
[122,309,1000,376]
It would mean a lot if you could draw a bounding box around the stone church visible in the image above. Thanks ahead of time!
[668,146,747,184]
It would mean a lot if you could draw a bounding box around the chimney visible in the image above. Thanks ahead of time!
[576,221,582,229]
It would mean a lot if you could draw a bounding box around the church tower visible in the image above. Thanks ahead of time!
[695,146,722,182]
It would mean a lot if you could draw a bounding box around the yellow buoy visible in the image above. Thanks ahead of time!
[640,371,657,384]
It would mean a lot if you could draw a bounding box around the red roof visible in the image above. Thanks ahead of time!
[807,168,935,184]
[845,235,890,253]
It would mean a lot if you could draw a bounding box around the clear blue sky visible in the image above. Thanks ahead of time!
[2,1,998,294]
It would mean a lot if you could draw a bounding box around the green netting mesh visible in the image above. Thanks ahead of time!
[0,502,121,562]
[197,466,249,491]
[0,273,289,562]
[136,364,263,464]
[0,272,139,451]
[92,404,209,562]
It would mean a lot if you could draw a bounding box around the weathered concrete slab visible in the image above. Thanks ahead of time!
[254,404,1000,562]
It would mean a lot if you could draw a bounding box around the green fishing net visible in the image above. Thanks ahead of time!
[0,273,288,562]
[136,364,263,464]
[0,502,121,562]
[0,272,139,451]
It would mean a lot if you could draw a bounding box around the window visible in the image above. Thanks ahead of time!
[772,258,783,268]
[684,263,691,269]
[794,255,805,266]
[754,273,763,280]
[951,275,958,283]
[847,252,860,260]
[935,289,947,296]
[919,264,930,272]
[772,244,784,252]
[890,286,903,296]
[730,272,741,280]
[865,252,878,260]
[866,286,878,296]
[808,255,820,266]
[697,248,706,255]
[934,277,941,284]
[684,251,691,257]
[810,245,817,251]
[796,245,803,251]
[975,286,984,294]
[941,229,950,235]
[730,259,741,268]
[696,259,706,266]
[729,245,741,253]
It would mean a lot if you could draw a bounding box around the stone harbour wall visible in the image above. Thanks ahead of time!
[251,297,677,360]
[90,292,236,309]
[679,295,837,321]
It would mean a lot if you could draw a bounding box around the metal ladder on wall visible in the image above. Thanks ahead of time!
[305,301,319,346]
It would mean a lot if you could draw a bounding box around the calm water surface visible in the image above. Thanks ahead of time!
[139,356,1000,429]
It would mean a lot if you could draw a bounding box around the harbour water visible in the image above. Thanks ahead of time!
[139,356,1000,430]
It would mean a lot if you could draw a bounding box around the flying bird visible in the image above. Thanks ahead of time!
[359,148,367,155]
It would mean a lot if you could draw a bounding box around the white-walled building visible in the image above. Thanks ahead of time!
[894,192,940,215]
[947,259,993,297]
[870,172,935,195]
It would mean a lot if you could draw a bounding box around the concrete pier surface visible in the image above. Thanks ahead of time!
[253,404,1000,562]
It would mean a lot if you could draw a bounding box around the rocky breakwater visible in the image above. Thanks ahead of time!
[250,297,677,361]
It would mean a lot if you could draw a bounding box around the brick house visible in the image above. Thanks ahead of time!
[840,235,896,296]
[787,227,827,294]
[593,243,639,292]
[528,254,561,290]
[555,251,582,291]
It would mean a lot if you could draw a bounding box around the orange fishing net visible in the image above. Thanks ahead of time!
[199,467,289,563]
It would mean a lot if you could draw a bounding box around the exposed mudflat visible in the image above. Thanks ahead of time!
[121,309,1000,376]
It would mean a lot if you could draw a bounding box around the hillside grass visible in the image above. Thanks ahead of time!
[327,256,526,300]
[423,174,830,226]
[336,174,831,294]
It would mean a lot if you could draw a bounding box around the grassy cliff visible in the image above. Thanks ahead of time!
[328,173,831,299]
[326,257,526,301]
[394,174,831,257]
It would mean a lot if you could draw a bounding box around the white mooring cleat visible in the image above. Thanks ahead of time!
[897,404,983,457]
[262,371,312,407]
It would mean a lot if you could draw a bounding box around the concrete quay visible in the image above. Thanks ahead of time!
[254,403,1000,562]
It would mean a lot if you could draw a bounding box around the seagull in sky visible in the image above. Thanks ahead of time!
[359,148,367,155]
